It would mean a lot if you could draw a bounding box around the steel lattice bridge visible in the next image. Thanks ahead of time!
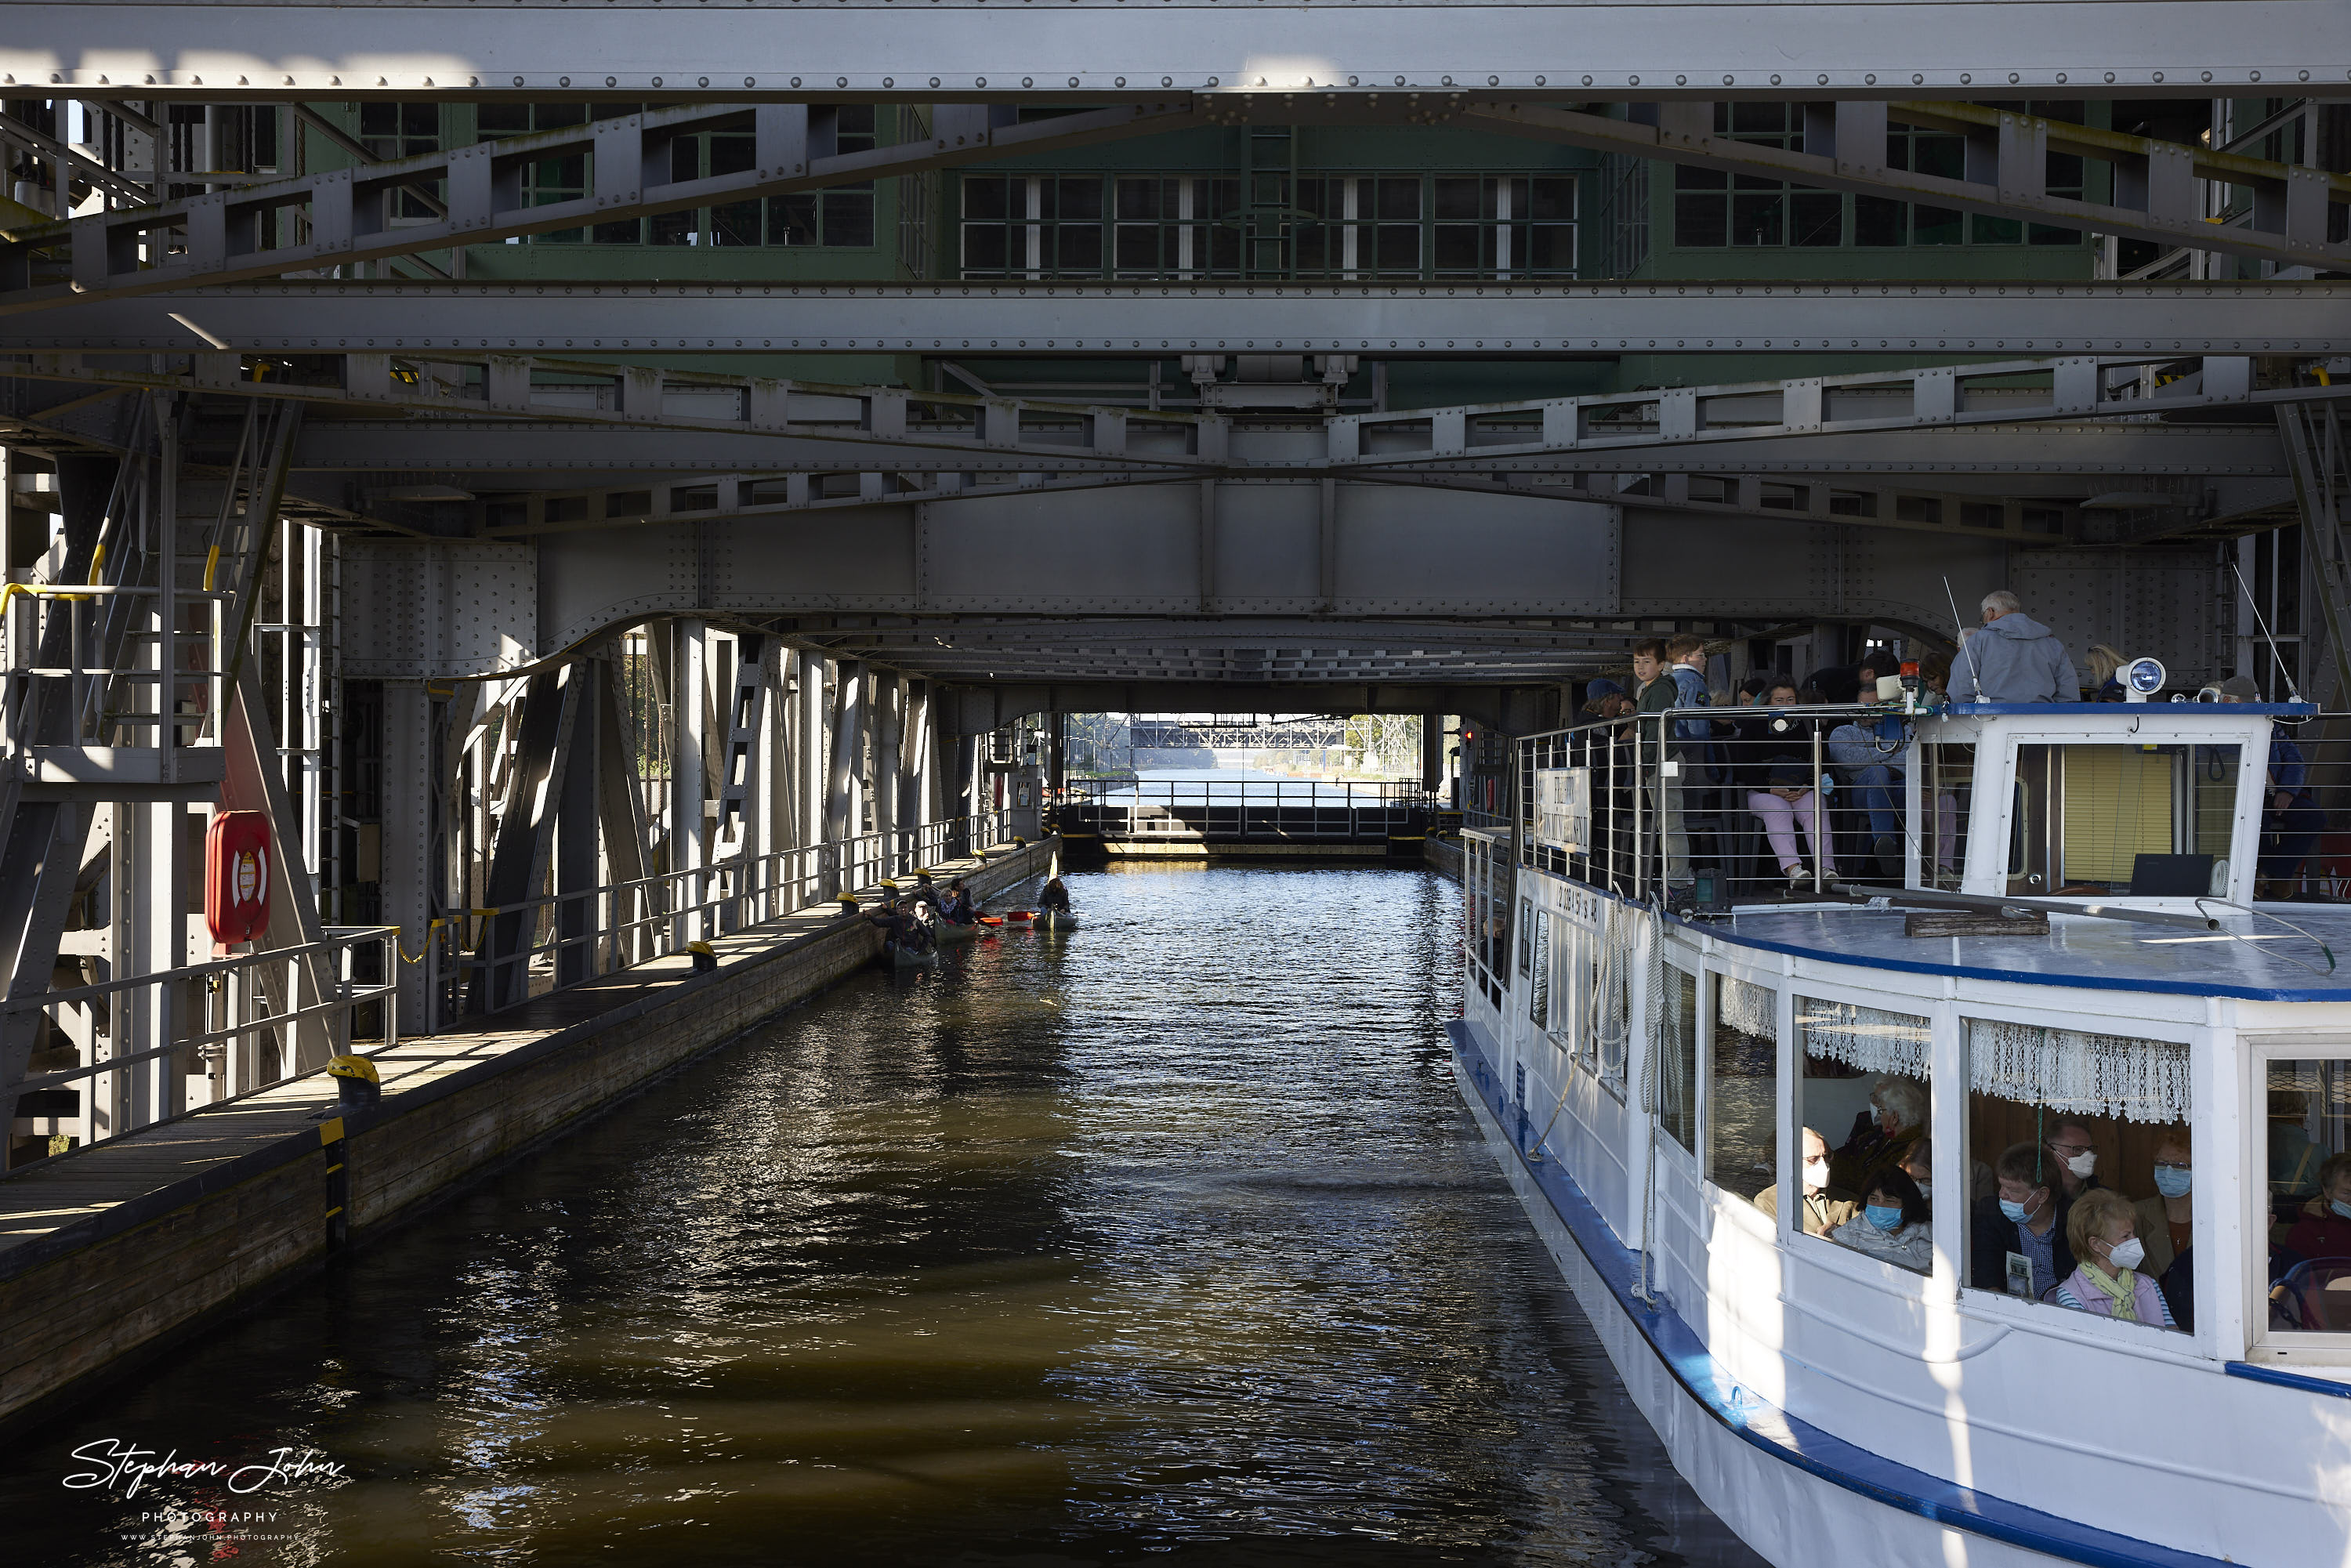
[1128,719,1348,750]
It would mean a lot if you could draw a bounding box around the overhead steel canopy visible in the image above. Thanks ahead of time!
[2,96,2335,306]
[8,282,2346,357]
[4,2,2343,103]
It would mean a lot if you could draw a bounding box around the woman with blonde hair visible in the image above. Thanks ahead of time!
[2085,643,2128,702]
[2056,1186,2177,1326]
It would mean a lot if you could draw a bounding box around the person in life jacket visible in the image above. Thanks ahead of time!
[1038,878,1072,915]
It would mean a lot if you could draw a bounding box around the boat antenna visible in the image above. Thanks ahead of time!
[2230,561,2304,704]
[1942,577,1984,695]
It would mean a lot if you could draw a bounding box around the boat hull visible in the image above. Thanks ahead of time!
[1451,1030,2087,1568]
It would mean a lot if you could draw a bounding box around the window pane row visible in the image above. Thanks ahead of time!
[962,172,1577,280]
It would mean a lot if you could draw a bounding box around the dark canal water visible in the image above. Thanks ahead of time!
[2,864,1759,1566]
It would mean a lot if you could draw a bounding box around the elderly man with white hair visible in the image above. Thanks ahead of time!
[1949,589,2075,704]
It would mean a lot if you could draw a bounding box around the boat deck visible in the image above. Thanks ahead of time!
[1689,901,2351,1002]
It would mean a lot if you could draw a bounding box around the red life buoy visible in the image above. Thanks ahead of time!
[205,809,272,945]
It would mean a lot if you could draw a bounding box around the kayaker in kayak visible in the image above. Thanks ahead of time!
[1038,878,1072,916]
[864,894,936,955]
[940,879,983,925]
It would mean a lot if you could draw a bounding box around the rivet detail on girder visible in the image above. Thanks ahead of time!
[1167,77,1177,86]
[699,76,710,87]
[1581,74,1593,85]
[2152,71,2164,81]
[2201,71,2212,81]
[932,77,942,86]
[1116,77,1126,86]
[1674,74,1685,85]
[1770,74,1781,85]
[1864,73,1877,85]
[1023,76,1034,87]
[884,77,893,86]
[2103,72,2113,83]
[1817,74,1828,85]
[513,75,524,85]
[560,76,571,87]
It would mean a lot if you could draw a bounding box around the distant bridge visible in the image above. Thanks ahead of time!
[1128,722,1348,751]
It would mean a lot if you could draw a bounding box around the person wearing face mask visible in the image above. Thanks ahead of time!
[1899,1139,1934,1216]
[1970,1142,2076,1298]
[1756,1127,1860,1237]
[2046,1120,2105,1204]
[2055,1188,2178,1327]
[1829,1076,1928,1198]
[2284,1151,2351,1263]
[1831,1168,1933,1272]
[2128,1128,2194,1282]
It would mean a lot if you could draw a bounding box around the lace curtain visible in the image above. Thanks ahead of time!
[1718,976,1777,1041]
[1799,998,1933,1078]
[1967,1019,2192,1125]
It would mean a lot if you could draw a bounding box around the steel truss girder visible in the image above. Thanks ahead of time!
[0,103,1195,315]
[5,3,2346,103]
[4,281,2347,357]
[1,350,2317,477]
[1462,100,2351,272]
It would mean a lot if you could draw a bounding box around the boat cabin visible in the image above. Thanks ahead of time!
[1454,698,2351,1562]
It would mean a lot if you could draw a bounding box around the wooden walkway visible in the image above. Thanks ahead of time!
[0,844,1027,1269]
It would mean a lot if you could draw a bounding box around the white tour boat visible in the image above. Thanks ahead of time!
[1452,697,2351,1567]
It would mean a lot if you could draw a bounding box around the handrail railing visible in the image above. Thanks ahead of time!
[1053,777,1430,842]
[1,924,400,1159]
[441,807,1012,1022]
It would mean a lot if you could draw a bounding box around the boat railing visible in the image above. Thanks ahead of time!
[1512,703,1925,903]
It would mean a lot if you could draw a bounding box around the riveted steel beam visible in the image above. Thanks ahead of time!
[3,2,2344,105]
[5,281,2348,357]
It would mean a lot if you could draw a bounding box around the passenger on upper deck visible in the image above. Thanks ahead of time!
[2218,675,2327,898]
[1828,1076,1926,1197]
[2085,644,2130,702]
[1635,634,1713,894]
[2284,1152,2351,1263]
[1757,1127,1860,1237]
[1949,590,2074,704]
[1834,1168,1934,1271]
[2056,1188,2178,1327]
[2132,1128,2195,1282]
[1732,679,1835,885]
[1972,1142,2077,1300]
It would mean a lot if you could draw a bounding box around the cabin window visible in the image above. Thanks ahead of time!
[2008,742,2240,896]
[1518,897,1535,977]
[2262,1059,2351,1335]
[1965,1019,2191,1331]
[1528,909,1551,1029]
[1707,975,1777,1202]
[1795,997,1932,1272]
[1659,963,1699,1153]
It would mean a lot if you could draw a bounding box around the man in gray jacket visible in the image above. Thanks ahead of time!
[1950,590,2076,703]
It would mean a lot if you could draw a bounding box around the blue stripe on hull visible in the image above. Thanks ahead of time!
[1449,1018,2231,1568]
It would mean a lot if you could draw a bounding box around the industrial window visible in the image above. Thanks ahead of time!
[768,106,879,249]
[476,101,596,241]
[1675,103,2092,249]
[2259,1056,2351,1345]
[962,171,1572,281]
[1672,104,1841,248]
[360,103,441,220]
